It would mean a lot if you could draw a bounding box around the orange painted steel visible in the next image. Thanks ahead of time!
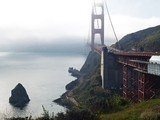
[113,52,160,57]
[114,52,160,102]
[94,46,160,102]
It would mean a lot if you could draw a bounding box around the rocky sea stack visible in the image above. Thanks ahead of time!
[9,83,30,109]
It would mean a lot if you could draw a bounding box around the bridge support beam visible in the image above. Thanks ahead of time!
[101,47,109,89]
[123,66,138,102]
[123,67,160,102]
[138,72,157,102]
[101,47,123,91]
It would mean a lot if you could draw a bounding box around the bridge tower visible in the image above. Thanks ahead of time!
[91,1,104,50]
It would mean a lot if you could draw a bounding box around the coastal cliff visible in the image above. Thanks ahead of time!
[54,50,131,116]
[54,51,102,107]
[54,51,116,111]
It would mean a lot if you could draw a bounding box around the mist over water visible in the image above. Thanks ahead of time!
[0,51,86,118]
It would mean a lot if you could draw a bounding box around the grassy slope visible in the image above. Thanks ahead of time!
[101,99,160,120]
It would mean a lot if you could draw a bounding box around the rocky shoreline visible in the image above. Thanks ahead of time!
[53,51,101,109]
[53,76,82,109]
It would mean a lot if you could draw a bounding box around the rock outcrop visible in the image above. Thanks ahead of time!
[9,83,30,108]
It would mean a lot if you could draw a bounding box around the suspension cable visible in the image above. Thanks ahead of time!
[87,22,91,46]
[103,0,120,49]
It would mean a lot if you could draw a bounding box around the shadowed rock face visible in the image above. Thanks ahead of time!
[9,83,30,109]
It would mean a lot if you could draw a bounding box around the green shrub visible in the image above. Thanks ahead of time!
[55,109,100,120]
[140,109,160,120]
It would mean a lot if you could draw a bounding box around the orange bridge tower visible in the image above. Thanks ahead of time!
[91,1,104,50]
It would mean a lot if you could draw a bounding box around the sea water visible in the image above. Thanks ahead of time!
[0,52,86,118]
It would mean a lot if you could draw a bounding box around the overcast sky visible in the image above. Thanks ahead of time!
[0,0,160,51]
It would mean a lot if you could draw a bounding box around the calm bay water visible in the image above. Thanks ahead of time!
[0,52,86,118]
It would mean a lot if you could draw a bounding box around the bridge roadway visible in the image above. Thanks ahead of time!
[93,45,160,102]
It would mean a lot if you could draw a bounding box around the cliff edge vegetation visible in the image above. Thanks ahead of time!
[55,51,130,114]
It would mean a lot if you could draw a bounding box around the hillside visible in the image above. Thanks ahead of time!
[112,25,160,52]
[101,99,160,120]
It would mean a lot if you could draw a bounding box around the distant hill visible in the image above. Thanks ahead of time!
[112,25,160,52]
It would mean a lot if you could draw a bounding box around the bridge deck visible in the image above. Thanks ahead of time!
[94,45,160,102]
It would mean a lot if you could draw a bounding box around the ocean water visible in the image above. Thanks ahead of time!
[0,52,86,118]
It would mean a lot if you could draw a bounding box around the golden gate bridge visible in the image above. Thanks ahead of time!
[90,0,160,102]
